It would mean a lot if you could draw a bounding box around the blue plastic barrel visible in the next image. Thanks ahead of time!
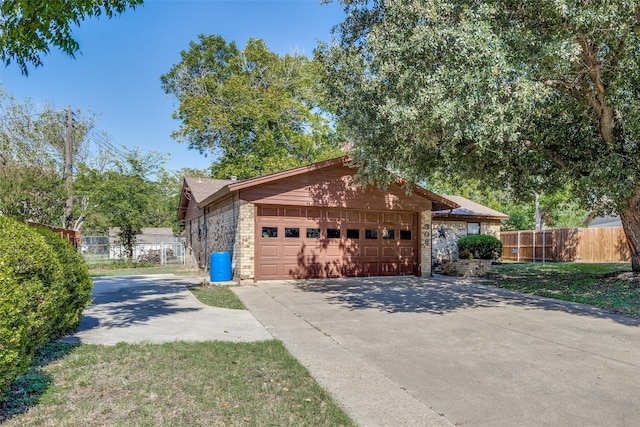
[210,251,232,282]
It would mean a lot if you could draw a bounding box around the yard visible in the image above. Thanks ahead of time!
[488,262,640,318]
[1,278,353,426]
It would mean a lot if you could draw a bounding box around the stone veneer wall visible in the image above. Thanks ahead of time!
[432,220,502,264]
[420,210,432,277]
[202,197,256,283]
[440,259,492,277]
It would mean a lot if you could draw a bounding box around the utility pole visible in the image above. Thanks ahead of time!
[64,107,74,230]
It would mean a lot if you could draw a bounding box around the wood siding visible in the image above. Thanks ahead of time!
[184,196,204,222]
[240,165,433,212]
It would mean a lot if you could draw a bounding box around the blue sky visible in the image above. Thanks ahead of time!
[0,0,345,172]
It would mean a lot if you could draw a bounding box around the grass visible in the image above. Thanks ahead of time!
[488,262,640,318]
[89,263,201,277]
[189,285,246,310]
[1,340,354,427]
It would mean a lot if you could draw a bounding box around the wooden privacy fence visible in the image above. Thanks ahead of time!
[501,227,630,262]
[27,221,81,248]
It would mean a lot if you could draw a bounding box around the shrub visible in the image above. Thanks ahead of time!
[457,234,503,260]
[32,226,93,336]
[0,217,62,393]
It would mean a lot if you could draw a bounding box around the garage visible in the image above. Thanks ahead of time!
[256,205,418,280]
[178,157,457,283]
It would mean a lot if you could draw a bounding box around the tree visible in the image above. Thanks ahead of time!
[76,149,167,260]
[161,35,342,180]
[0,0,142,74]
[318,1,640,270]
[0,90,95,227]
[0,164,65,224]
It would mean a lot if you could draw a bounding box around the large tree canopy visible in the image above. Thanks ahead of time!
[0,0,142,73]
[319,0,640,270]
[161,35,342,179]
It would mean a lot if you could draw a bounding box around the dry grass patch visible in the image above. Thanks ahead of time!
[1,341,353,427]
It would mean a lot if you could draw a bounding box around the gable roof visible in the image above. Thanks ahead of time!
[197,157,458,211]
[433,195,509,221]
[178,177,234,220]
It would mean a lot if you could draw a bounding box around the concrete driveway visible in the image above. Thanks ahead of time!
[233,275,640,427]
[63,274,272,345]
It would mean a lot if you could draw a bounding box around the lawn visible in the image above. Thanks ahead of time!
[189,284,246,310]
[88,263,202,277]
[488,262,640,318]
[1,340,354,427]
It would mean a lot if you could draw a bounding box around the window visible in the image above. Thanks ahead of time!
[285,227,300,238]
[306,228,320,238]
[346,229,360,239]
[365,229,378,239]
[327,228,341,239]
[467,222,480,235]
[262,227,278,238]
[400,230,412,240]
[382,229,395,240]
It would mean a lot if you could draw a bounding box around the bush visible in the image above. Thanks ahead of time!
[0,218,92,394]
[32,226,93,336]
[457,234,503,260]
[0,217,61,393]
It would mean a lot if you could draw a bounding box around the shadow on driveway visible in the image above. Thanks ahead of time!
[291,276,640,326]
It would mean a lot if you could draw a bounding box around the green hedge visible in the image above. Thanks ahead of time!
[0,217,92,394]
[32,226,93,336]
[457,234,503,260]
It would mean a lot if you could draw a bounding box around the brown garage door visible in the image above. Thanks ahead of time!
[256,205,418,280]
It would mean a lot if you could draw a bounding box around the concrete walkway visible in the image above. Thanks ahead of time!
[232,276,640,427]
[63,274,272,345]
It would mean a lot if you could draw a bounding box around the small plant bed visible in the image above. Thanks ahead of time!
[1,341,354,427]
[190,284,246,310]
[488,262,639,318]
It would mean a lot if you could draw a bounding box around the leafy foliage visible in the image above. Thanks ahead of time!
[319,0,640,269]
[31,226,92,337]
[162,35,342,179]
[76,149,170,259]
[457,235,503,260]
[0,0,142,74]
[0,217,91,394]
[0,165,65,225]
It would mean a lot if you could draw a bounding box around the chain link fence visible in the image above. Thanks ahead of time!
[80,235,186,266]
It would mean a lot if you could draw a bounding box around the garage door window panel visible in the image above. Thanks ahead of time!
[365,229,378,239]
[285,227,300,238]
[262,227,278,238]
[400,230,412,240]
[306,228,320,238]
[327,228,341,239]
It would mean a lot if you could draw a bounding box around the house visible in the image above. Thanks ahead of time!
[177,157,457,282]
[431,195,509,264]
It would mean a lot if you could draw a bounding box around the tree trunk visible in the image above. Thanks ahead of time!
[619,188,640,272]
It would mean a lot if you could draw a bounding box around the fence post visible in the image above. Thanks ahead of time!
[532,230,536,262]
[542,229,546,263]
[517,231,521,262]
[161,242,166,265]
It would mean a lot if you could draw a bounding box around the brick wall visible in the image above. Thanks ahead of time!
[420,210,432,277]
[234,201,255,282]
[185,197,256,283]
